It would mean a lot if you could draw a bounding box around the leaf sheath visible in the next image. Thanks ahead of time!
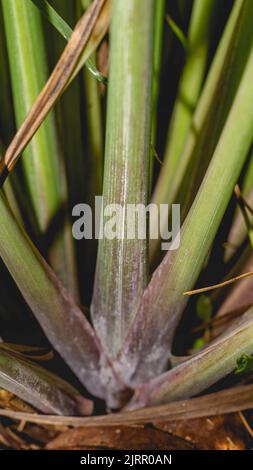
[91,0,154,355]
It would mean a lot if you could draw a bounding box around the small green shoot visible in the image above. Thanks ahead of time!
[235,353,253,375]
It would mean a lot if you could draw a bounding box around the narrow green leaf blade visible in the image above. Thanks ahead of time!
[31,0,106,83]
[128,308,253,408]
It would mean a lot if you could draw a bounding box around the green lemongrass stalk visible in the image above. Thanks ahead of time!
[2,0,78,295]
[78,0,104,303]
[2,0,63,232]
[2,178,22,227]
[150,0,250,260]
[0,347,92,415]
[83,60,103,198]
[32,0,106,202]
[31,0,106,84]
[0,142,22,225]
[152,0,217,208]
[0,11,15,145]
[169,0,253,219]
[47,0,86,209]
[128,309,253,408]
[115,40,253,387]
[151,0,165,144]
[225,149,253,261]
[0,192,126,404]
[91,0,154,356]
[150,0,165,187]
[41,0,104,202]
[81,0,103,198]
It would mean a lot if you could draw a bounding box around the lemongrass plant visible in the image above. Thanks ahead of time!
[0,0,253,418]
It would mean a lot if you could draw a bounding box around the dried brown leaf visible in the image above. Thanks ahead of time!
[46,425,193,450]
[0,389,35,413]
[155,415,246,450]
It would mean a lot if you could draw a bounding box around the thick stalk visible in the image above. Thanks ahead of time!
[91,0,154,355]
